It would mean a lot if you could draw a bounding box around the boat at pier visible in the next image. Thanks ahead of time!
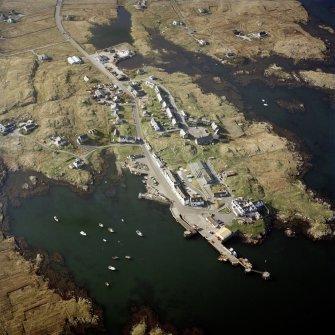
[80,231,87,236]
[136,230,143,237]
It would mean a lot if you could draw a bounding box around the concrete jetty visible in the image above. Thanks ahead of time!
[172,210,270,279]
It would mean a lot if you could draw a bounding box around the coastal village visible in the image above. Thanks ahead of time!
[0,4,270,278]
[3,0,332,281]
[1,0,335,333]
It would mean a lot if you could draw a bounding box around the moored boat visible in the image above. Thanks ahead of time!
[136,230,143,237]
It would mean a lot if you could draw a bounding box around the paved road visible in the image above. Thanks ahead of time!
[54,0,232,224]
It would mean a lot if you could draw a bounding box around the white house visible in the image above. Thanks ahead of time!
[53,136,68,147]
[174,185,190,205]
[164,169,180,188]
[71,158,85,169]
[150,118,160,131]
[145,80,155,89]
[166,107,173,119]
[157,93,163,102]
[231,198,259,217]
[67,56,83,64]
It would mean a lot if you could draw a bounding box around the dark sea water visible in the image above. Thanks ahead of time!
[300,0,335,29]
[7,173,335,334]
[6,3,335,335]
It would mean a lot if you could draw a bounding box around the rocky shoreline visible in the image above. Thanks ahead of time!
[0,156,125,335]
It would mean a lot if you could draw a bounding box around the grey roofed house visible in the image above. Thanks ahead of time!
[77,134,89,145]
[22,123,37,133]
[0,122,16,134]
[188,126,213,145]
[189,195,205,207]
[189,161,215,185]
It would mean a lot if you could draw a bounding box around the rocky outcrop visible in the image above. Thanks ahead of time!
[299,70,335,90]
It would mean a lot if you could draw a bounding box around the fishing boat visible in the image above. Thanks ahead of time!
[112,256,119,260]
[125,256,132,260]
[80,231,87,236]
[136,230,143,237]
[98,223,104,228]
[53,216,59,222]
[108,228,114,233]
[108,265,116,271]
[102,238,107,242]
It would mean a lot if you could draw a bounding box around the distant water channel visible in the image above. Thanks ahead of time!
[7,172,335,333]
[89,7,133,49]
[7,3,335,334]
[117,6,335,201]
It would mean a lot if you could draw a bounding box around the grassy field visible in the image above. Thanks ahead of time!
[125,0,327,61]
[229,218,266,237]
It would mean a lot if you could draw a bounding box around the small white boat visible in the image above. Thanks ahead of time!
[121,218,125,222]
[54,216,59,222]
[98,223,104,228]
[262,99,265,102]
[80,231,87,236]
[105,282,110,287]
[125,255,132,260]
[263,103,268,106]
[136,230,143,237]
[108,265,116,271]
[102,238,107,242]
[112,256,119,260]
[108,228,114,233]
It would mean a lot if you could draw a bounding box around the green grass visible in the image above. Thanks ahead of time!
[221,207,231,214]
[112,145,143,161]
[229,218,266,236]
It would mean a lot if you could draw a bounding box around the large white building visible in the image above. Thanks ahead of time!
[231,198,260,218]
